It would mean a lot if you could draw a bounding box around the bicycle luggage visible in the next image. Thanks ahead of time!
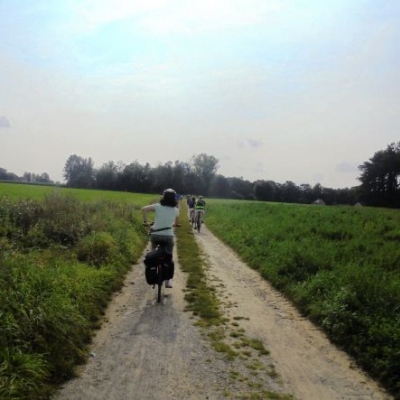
[144,249,174,285]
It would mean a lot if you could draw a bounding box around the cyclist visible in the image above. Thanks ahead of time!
[194,195,206,228]
[188,196,196,225]
[141,188,180,288]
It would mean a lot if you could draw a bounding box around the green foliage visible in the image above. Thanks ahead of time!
[0,349,49,400]
[76,232,118,266]
[206,200,400,398]
[0,185,151,399]
[175,207,222,325]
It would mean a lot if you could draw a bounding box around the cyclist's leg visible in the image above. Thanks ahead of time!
[196,211,202,232]
[150,234,174,253]
[164,236,174,287]
[149,235,158,251]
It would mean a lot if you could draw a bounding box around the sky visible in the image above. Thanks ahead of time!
[1,0,399,188]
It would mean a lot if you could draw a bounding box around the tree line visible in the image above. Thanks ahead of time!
[0,168,52,184]
[2,142,399,207]
[61,153,358,205]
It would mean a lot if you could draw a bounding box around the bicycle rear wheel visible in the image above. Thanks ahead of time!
[196,213,201,233]
[157,265,163,303]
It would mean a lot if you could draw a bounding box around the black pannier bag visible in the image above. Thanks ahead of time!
[144,248,174,285]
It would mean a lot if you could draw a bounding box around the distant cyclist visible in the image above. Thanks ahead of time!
[194,195,206,228]
[188,196,196,224]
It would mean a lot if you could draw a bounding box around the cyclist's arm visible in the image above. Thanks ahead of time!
[141,204,156,224]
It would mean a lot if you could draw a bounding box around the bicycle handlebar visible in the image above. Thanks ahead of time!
[142,222,181,228]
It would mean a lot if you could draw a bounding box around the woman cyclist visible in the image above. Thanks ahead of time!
[141,188,180,288]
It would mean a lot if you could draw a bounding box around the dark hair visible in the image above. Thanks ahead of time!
[160,189,177,207]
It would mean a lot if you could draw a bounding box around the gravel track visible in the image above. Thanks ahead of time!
[56,224,392,400]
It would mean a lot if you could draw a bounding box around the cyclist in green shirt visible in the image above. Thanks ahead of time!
[194,195,206,227]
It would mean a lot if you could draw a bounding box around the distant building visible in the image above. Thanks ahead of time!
[313,199,326,205]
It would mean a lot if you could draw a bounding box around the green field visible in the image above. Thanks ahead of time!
[1,183,400,399]
[0,181,157,203]
[205,199,400,398]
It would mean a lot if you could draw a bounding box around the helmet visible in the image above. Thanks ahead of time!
[163,188,176,195]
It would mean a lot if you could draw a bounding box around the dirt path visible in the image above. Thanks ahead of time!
[56,225,392,400]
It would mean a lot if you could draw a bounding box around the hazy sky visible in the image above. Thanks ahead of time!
[1,0,399,188]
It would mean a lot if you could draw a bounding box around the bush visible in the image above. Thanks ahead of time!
[76,232,118,266]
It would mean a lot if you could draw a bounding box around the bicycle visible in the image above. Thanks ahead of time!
[144,242,174,303]
[189,208,195,227]
[143,222,178,303]
[194,210,203,233]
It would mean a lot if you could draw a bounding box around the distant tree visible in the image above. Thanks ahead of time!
[0,168,6,180]
[96,161,120,190]
[0,168,20,181]
[312,183,323,201]
[191,154,219,195]
[22,172,32,182]
[358,142,400,207]
[37,172,52,183]
[63,154,95,188]
[253,180,277,201]
[279,181,300,203]
[336,187,358,205]
[227,177,253,200]
[322,187,336,205]
[184,169,198,195]
[151,162,175,194]
[171,161,190,194]
[209,175,231,198]
[120,161,152,193]
[299,184,313,204]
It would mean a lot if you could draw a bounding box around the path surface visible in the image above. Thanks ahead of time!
[56,224,392,400]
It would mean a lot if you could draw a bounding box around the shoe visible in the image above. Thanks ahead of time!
[165,279,173,288]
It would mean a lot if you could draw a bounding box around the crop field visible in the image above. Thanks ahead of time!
[205,199,400,398]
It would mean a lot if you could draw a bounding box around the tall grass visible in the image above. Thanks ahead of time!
[0,187,153,399]
[205,200,400,398]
